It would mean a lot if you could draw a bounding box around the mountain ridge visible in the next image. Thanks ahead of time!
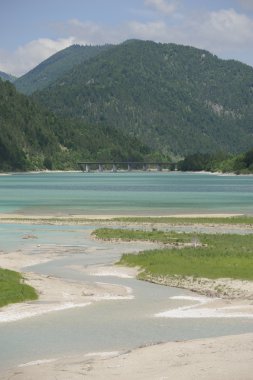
[32,39,253,155]
[15,44,113,95]
[0,70,17,83]
[0,78,151,171]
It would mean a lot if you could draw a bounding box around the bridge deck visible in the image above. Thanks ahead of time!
[77,161,177,172]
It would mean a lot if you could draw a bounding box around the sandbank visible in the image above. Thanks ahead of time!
[2,333,253,380]
[144,273,253,300]
[0,212,243,223]
[0,246,133,324]
[1,216,253,379]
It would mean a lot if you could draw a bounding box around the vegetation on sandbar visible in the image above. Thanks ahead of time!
[93,228,253,281]
[0,268,38,308]
[113,215,253,225]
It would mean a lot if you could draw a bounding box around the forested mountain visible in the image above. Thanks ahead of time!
[15,44,113,95]
[0,79,150,171]
[178,148,253,174]
[0,70,16,82]
[33,40,253,156]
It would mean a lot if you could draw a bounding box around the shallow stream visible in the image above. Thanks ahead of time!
[1,224,253,372]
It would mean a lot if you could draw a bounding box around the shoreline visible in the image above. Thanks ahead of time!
[0,247,135,324]
[0,212,245,224]
[0,169,252,176]
[2,333,253,379]
[141,273,253,300]
[1,215,253,378]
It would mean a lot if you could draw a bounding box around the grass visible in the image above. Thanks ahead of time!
[93,228,192,244]
[93,228,253,281]
[113,215,253,225]
[0,268,38,308]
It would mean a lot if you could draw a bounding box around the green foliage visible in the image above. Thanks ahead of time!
[113,215,253,225]
[178,153,213,171]
[33,40,253,155]
[0,268,38,307]
[94,228,253,280]
[0,79,151,171]
[93,228,191,243]
[15,44,113,95]
[178,148,253,174]
[0,71,17,83]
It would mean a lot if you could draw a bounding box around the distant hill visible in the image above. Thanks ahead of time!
[33,40,253,156]
[0,70,16,82]
[14,44,113,95]
[0,79,150,171]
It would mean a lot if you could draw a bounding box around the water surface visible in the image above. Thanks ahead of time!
[1,172,253,215]
[1,224,253,371]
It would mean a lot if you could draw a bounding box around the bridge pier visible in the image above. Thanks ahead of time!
[78,161,176,173]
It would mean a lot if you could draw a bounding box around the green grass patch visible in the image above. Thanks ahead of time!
[94,228,253,281]
[0,268,38,308]
[113,215,253,225]
[93,228,192,244]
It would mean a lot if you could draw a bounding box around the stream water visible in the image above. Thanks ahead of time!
[0,224,253,371]
[1,172,253,371]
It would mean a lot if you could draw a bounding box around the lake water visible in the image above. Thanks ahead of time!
[1,172,253,372]
[1,171,253,215]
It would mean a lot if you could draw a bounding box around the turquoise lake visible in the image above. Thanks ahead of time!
[1,171,253,372]
[1,171,253,215]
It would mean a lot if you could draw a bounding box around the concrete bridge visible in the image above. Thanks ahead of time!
[77,161,177,172]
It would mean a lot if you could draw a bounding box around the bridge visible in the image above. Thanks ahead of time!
[77,161,177,172]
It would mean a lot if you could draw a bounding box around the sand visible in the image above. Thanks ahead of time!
[2,333,253,379]
[0,212,244,222]
[1,214,253,379]
[0,246,134,324]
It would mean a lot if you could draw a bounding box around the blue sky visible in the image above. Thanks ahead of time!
[1,0,253,76]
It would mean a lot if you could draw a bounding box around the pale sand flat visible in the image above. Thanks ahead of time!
[0,212,243,221]
[2,334,253,380]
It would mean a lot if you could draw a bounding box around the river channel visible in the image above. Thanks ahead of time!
[1,223,253,372]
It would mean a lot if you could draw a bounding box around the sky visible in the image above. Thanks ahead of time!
[1,0,253,76]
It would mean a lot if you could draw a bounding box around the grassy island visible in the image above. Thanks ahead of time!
[0,268,38,307]
[93,228,253,281]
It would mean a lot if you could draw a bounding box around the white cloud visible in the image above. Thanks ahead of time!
[63,19,122,45]
[1,6,253,77]
[126,20,171,41]
[181,8,253,60]
[144,0,179,15]
[0,37,74,77]
[236,0,253,10]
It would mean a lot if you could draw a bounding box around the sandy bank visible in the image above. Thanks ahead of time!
[0,272,132,323]
[0,247,133,323]
[2,333,253,380]
[143,273,253,300]
[0,212,243,223]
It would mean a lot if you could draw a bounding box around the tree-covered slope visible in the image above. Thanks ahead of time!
[33,40,253,155]
[0,79,150,171]
[0,70,16,82]
[15,44,113,95]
